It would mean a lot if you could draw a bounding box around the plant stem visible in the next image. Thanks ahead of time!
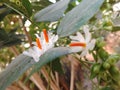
[41,67,60,90]
[23,26,33,47]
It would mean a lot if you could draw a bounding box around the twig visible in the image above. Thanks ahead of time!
[17,81,30,90]
[19,16,33,47]
[23,26,33,47]
[68,55,75,90]
[72,54,98,88]
[55,72,60,88]
[26,72,46,90]
[41,67,60,90]
[9,46,20,56]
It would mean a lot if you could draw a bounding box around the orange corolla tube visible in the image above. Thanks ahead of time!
[43,29,49,43]
[36,38,42,49]
[69,42,86,48]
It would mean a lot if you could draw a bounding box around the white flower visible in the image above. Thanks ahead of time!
[23,29,58,62]
[69,25,96,56]
[113,2,120,12]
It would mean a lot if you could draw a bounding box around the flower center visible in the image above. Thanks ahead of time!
[69,42,86,47]
[36,38,42,49]
[43,29,49,43]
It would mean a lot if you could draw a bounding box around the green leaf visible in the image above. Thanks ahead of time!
[100,86,113,90]
[30,47,75,75]
[57,0,104,37]
[34,0,70,22]
[2,0,32,17]
[0,6,11,21]
[90,63,100,79]
[48,58,64,74]
[0,28,9,41]
[31,0,52,13]
[0,54,35,90]
[21,0,32,16]
[0,28,23,48]
[0,47,77,90]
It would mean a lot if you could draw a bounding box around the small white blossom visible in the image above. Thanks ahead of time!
[23,29,58,62]
[113,2,120,12]
[69,25,96,56]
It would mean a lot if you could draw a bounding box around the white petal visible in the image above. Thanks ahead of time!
[70,32,85,42]
[48,31,53,38]
[69,47,83,53]
[40,32,45,41]
[23,51,31,57]
[43,43,52,51]
[69,36,80,41]
[23,30,58,62]
[32,42,36,45]
[54,35,58,42]
[113,2,120,12]
[76,32,85,42]
[71,41,79,43]
[80,49,88,57]
[50,35,58,43]
[32,55,39,62]
[23,46,42,62]
[83,26,91,43]
[35,34,39,38]
[87,39,96,50]
[32,46,42,55]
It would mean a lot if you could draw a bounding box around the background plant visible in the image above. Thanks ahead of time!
[0,0,120,90]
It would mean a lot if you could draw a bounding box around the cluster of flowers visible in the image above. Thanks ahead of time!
[23,26,96,62]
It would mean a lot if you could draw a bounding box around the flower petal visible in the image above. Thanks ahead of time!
[69,36,80,41]
[87,39,96,50]
[83,25,91,43]
[23,51,31,57]
[76,32,85,42]
[23,30,58,62]
[50,35,58,43]
[70,32,85,42]
[32,55,40,62]
[69,47,83,52]
[23,46,42,62]
[80,49,88,56]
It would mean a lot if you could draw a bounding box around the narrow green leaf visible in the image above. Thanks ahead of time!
[31,1,52,12]
[57,0,104,37]
[49,58,63,74]
[0,47,77,90]
[0,54,35,90]
[2,0,32,17]
[0,28,23,48]
[34,0,70,22]
[21,0,32,16]
[30,47,76,75]
[0,6,11,21]
[0,28,9,41]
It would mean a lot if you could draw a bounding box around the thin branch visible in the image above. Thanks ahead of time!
[23,26,33,47]
[41,67,60,90]
[68,55,75,90]
[17,81,30,90]
[55,72,60,88]
[26,72,46,90]
[19,16,33,47]
[9,46,20,56]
